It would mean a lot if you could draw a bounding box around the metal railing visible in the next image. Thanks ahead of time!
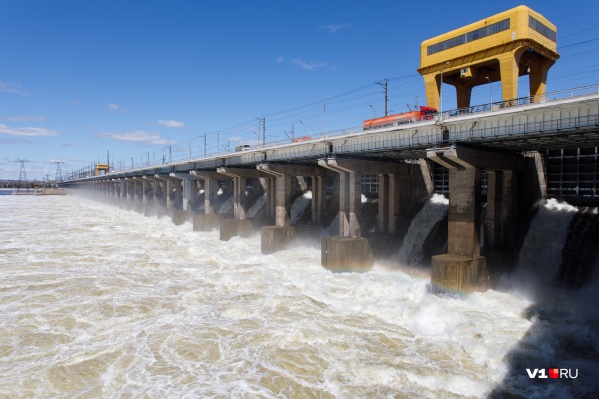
[67,84,599,180]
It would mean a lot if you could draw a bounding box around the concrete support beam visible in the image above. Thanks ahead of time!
[257,163,328,226]
[217,167,270,220]
[257,165,299,227]
[377,174,391,233]
[223,173,246,219]
[318,158,363,238]
[426,145,530,294]
[426,145,526,172]
[418,159,435,197]
[191,171,224,215]
[256,163,329,254]
[141,179,149,205]
[170,172,203,211]
[155,174,180,209]
[142,175,158,205]
[118,179,126,200]
[317,157,407,271]
[124,178,134,202]
[447,165,482,258]
[312,176,326,225]
[216,167,271,241]
[265,178,275,218]
[321,158,399,233]
[525,151,547,201]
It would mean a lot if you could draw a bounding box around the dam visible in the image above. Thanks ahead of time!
[63,86,599,296]
[61,4,598,294]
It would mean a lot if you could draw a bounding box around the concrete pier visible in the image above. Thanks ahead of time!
[220,219,253,241]
[261,226,296,254]
[430,254,489,294]
[318,157,418,271]
[427,145,531,293]
[216,167,270,240]
[193,213,221,231]
[321,236,374,272]
[171,209,193,226]
[170,172,202,211]
[256,164,325,254]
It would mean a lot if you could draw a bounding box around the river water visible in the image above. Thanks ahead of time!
[0,195,597,398]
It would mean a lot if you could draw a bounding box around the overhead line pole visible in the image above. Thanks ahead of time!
[376,79,389,116]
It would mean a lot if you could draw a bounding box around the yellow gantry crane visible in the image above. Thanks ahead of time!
[418,5,559,110]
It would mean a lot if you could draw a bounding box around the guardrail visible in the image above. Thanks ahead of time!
[65,84,599,180]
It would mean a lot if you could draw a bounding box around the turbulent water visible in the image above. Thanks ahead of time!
[291,191,312,224]
[396,194,449,266]
[1,195,597,398]
[506,199,579,293]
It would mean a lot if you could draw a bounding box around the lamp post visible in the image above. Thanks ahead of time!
[439,61,450,119]
[485,76,493,111]
[369,104,376,117]
[323,96,331,137]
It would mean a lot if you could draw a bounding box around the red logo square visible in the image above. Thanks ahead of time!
[549,368,560,379]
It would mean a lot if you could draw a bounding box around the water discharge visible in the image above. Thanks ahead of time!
[291,191,312,224]
[396,194,448,266]
[0,195,597,398]
[246,194,266,218]
[503,198,578,294]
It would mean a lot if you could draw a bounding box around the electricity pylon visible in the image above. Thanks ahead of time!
[52,160,64,188]
[15,159,30,194]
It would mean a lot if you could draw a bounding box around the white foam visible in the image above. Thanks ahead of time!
[506,198,578,294]
[0,195,595,398]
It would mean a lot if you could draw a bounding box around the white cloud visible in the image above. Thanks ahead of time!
[0,81,29,96]
[98,130,176,146]
[3,115,47,122]
[0,137,33,145]
[0,124,58,137]
[158,119,184,128]
[276,56,284,63]
[320,23,350,33]
[292,59,328,71]
[108,103,119,112]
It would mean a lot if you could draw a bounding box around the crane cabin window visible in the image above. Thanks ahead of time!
[427,18,511,55]
[529,16,556,42]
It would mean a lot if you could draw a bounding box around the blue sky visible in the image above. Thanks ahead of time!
[2,0,599,180]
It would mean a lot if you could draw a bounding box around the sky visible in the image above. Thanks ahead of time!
[1,0,599,181]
